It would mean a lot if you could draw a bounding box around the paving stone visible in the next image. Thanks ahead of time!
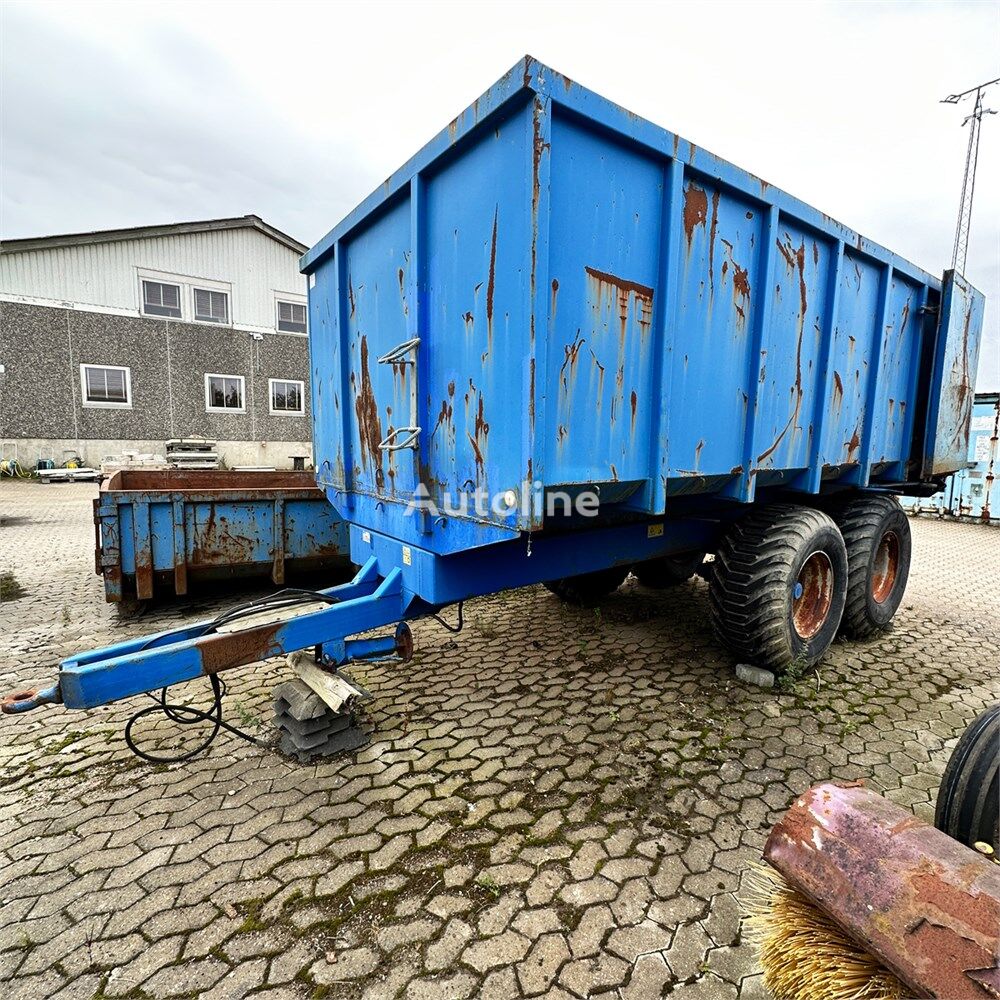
[606,919,675,962]
[620,952,674,1000]
[200,958,268,999]
[708,943,759,985]
[461,929,531,972]
[478,891,524,936]
[702,891,742,947]
[516,932,571,995]
[102,936,185,995]
[512,906,564,937]
[376,917,438,952]
[424,917,472,971]
[313,946,380,983]
[425,893,474,919]
[403,970,477,1000]
[479,966,519,1000]
[670,976,739,999]
[559,875,618,906]
[526,868,566,906]
[143,956,228,996]
[609,877,654,926]
[568,904,613,958]
[665,921,714,981]
[738,971,771,1000]
[267,938,321,985]
[558,952,630,996]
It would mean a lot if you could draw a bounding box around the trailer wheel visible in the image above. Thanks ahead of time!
[709,505,847,672]
[633,552,704,589]
[544,566,630,607]
[829,494,911,639]
[935,704,1000,852]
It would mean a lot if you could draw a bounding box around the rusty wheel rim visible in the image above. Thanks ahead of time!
[871,530,900,604]
[792,551,834,640]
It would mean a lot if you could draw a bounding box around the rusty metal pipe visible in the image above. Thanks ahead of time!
[765,781,1000,999]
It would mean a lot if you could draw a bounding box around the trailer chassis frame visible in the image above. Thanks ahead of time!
[3,517,718,716]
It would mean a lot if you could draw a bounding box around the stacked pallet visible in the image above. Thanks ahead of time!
[166,437,219,469]
[273,678,369,762]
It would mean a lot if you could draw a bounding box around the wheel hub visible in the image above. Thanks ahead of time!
[871,530,900,604]
[792,551,834,640]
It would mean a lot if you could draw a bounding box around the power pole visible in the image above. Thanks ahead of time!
[942,77,998,276]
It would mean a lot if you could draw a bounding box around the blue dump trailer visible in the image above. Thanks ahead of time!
[3,58,985,746]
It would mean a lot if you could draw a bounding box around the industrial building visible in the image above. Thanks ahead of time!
[0,215,313,470]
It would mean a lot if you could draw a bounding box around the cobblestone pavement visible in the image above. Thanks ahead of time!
[2,481,998,1000]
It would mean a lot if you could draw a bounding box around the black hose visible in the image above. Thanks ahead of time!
[124,587,340,762]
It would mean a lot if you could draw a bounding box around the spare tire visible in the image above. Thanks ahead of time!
[935,704,999,852]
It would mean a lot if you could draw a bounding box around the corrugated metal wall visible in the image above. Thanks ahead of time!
[0,228,305,330]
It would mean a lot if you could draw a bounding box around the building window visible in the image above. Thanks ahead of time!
[205,373,245,412]
[194,288,229,324]
[81,364,132,409]
[276,300,307,334]
[269,378,305,415]
[141,279,181,318]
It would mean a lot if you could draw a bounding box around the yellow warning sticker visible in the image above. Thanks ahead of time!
[647,524,664,538]
[402,546,412,565]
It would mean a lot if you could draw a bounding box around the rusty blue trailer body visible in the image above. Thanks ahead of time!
[94,470,351,602]
[302,56,985,558]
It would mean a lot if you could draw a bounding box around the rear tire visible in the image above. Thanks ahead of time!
[709,505,847,672]
[935,705,999,851]
[544,566,630,607]
[633,552,704,589]
[829,493,911,639]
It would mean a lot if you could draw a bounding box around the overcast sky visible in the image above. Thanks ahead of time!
[2,0,998,388]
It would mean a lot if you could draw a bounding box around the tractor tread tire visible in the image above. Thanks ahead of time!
[831,493,911,639]
[935,704,1000,851]
[709,504,847,672]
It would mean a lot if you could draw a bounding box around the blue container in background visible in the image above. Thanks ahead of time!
[901,393,999,522]
[94,470,351,603]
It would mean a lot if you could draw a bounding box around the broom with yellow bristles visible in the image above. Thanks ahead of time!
[743,862,905,1000]
[740,782,1000,1000]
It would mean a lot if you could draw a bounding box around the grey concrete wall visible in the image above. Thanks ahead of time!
[0,301,312,461]
[1,437,312,470]
[0,300,76,438]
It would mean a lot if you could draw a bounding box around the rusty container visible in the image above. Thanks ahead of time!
[94,470,351,602]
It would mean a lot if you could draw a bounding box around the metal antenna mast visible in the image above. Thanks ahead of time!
[942,77,999,275]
